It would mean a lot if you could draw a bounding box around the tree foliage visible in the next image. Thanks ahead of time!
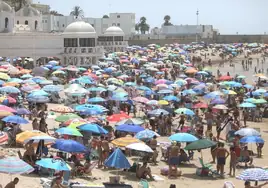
[135,16,150,34]
[70,6,84,18]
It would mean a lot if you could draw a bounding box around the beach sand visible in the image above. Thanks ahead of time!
[1,52,268,188]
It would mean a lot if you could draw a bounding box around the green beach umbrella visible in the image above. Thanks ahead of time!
[55,113,81,122]
[184,139,216,150]
[56,127,83,137]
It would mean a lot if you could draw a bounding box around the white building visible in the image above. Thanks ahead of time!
[160,25,214,39]
[41,13,136,38]
[0,0,128,67]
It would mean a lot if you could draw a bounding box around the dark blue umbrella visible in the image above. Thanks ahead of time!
[52,139,87,153]
[79,109,104,116]
[104,148,131,169]
[116,124,144,133]
[2,115,29,124]
[16,108,31,115]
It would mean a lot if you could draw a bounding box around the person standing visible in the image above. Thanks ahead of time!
[216,142,229,177]
[4,177,19,188]
[229,146,237,177]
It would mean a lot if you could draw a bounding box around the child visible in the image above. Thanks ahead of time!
[229,146,237,177]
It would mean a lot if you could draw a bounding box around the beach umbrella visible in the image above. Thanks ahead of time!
[148,109,169,116]
[0,86,20,94]
[184,139,216,150]
[23,135,56,144]
[136,86,151,91]
[223,90,237,95]
[133,97,149,103]
[255,89,267,93]
[51,106,74,113]
[27,95,50,103]
[111,136,142,147]
[55,113,81,122]
[28,90,49,97]
[15,108,31,115]
[79,108,104,116]
[211,98,226,105]
[0,72,10,80]
[8,78,23,83]
[175,108,195,116]
[104,148,131,169]
[116,118,144,126]
[0,131,8,144]
[124,82,137,87]
[107,113,130,122]
[64,85,88,96]
[52,70,66,75]
[175,79,187,86]
[126,143,154,153]
[157,89,173,94]
[0,105,16,113]
[169,133,198,142]
[193,102,208,109]
[78,123,108,134]
[0,157,34,174]
[2,115,29,124]
[213,104,228,110]
[240,136,264,144]
[254,99,267,104]
[43,85,64,92]
[235,128,261,137]
[88,97,107,103]
[52,139,87,153]
[75,104,108,113]
[237,168,268,181]
[219,75,232,81]
[16,130,48,144]
[115,124,145,133]
[63,118,85,126]
[135,129,160,141]
[88,87,107,92]
[158,100,169,105]
[146,100,159,106]
[204,91,223,99]
[244,98,257,103]
[244,84,253,89]
[239,102,256,108]
[0,111,13,118]
[197,71,209,76]
[56,127,83,137]
[163,95,180,102]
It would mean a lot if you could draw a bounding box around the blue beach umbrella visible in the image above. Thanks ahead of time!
[163,95,180,102]
[169,133,198,142]
[137,86,151,91]
[52,139,87,153]
[16,108,31,115]
[158,89,173,94]
[78,123,108,134]
[104,148,131,169]
[88,97,107,103]
[116,124,145,133]
[75,104,107,112]
[88,87,107,92]
[148,109,169,116]
[79,108,104,115]
[239,102,256,108]
[204,91,223,99]
[2,115,29,124]
[182,89,196,96]
[135,129,159,141]
[20,74,33,79]
[240,136,264,144]
[235,128,261,137]
[28,90,49,97]
[27,95,50,103]
[175,108,195,116]
[210,98,225,105]
[0,86,20,94]
[124,82,137,87]
[237,168,268,181]
[0,157,34,174]
[116,118,144,126]
[43,85,64,92]
[36,158,70,171]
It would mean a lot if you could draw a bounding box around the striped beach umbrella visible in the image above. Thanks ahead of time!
[0,131,8,144]
[111,136,143,147]
[0,157,34,174]
[51,106,74,113]
[237,168,268,181]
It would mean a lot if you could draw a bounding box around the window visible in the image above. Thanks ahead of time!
[57,21,59,27]
[117,15,120,18]
[45,20,47,23]
[117,23,120,27]
[62,24,65,27]
[202,25,205,32]
[17,20,19,24]
[4,18,8,28]
[91,24,94,28]
[25,20,28,25]
[35,20,38,30]
[64,38,78,47]
[114,36,123,41]
[79,38,95,47]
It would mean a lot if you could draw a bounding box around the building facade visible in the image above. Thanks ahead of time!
[0,0,128,66]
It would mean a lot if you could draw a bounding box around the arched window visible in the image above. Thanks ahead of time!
[35,21,38,30]
[25,20,28,25]
[5,18,8,28]
[17,21,19,24]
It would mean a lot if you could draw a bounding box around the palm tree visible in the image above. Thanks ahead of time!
[70,6,84,18]
[102,15,109,18]
[8,0,26,11]
[50,10,59,15]
[163,15,172,26]
[135,24,140,33]
[137,17,150,34]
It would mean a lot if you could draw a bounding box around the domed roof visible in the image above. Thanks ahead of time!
[63,20,96,37]
[104,26,124,36]
[0,0,12,12]
[16,4,40,16]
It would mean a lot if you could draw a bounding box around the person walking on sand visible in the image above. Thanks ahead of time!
[228,146,237,177]
[216,142,229,177]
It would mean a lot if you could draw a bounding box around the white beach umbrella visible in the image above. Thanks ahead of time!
[126,143,154,153]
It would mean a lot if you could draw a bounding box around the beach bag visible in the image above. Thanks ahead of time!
[196,168,209,176]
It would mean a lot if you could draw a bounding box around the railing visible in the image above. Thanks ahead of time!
[64,47,104,54]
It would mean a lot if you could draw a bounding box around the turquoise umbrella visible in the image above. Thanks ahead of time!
[239,102,256,108]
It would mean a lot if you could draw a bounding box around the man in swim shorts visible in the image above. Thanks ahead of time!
[216,142,229,176]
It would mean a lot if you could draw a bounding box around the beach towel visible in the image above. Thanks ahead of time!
[152,174,164,181]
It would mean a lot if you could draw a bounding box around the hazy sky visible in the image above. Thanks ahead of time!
[34,0,267,34]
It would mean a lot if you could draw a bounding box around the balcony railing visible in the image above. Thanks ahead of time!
[64,47,104,54]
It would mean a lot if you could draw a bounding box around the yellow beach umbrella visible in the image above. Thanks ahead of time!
[51,106,74,113]
[158,100,169,105]
[16,130,48,144]
[185,68,198,74]
[0,72,10,80]
[0,110,13,118]
[111,136,143,147]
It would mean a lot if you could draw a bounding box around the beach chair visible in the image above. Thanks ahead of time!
[197,157,219,177]
[138,179,149,188]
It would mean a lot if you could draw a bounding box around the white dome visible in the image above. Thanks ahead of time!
[0,0,12,12]
[104,26,124,36]
[63,21,96,37]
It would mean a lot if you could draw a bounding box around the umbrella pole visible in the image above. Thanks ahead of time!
[255,181,258,186]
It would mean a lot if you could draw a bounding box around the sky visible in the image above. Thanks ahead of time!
[33,0,267,34]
